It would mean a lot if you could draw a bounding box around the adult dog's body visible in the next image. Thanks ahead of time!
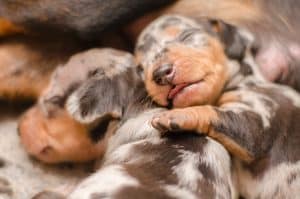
[136,15,300,199]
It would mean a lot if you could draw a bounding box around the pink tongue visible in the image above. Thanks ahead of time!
[168,83,189,99]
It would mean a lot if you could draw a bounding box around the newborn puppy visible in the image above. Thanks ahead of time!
[19,48,135,163]
[34,53,236,199]
[136,15,300,199]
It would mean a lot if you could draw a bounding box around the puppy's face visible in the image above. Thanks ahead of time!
[136,15,246,107]
[19,48,139,163]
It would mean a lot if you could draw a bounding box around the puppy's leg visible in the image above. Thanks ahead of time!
[152,89,279,163]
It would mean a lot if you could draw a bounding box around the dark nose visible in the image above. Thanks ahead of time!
[152,63,174,85]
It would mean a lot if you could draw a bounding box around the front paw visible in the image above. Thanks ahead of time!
[151,108,201,134]
[152,110,186,132]
[151,106,218,135]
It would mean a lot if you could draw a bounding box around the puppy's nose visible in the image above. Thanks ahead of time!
[153,63,174,85]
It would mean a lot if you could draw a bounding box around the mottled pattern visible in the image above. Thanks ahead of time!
[136,15,300,199]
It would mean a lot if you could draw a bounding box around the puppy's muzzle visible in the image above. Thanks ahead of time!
[152,63,174,85]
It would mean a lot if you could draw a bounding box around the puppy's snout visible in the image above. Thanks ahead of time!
[153,63,174,85]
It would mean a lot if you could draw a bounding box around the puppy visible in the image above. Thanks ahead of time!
[136,15,300,199]
[34,48,237,198]
[19,48,134,163]
[126,0,300,91]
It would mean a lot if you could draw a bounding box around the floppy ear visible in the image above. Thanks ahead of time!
[66,67,142,124]
[209,19,247,61]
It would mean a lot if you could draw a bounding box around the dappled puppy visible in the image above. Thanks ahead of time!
[136,15,300,198]
[34,55,237,199]
[19,48,135,163]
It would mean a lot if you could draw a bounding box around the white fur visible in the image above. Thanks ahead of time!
[69,165,140,199]
[235,160,300,199]
[164,185,198,199]
[202,138,237,199]
[172,150,203,191]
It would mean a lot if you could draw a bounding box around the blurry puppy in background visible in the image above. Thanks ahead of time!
[136,15,300,199]
[19,48,136,163]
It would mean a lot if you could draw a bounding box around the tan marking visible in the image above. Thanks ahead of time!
[217,91,241,105]
[0,18,25,36]
[19,105,110,163]
[142,35,230,106]
[208,129,254,163]
[164,26,181,37]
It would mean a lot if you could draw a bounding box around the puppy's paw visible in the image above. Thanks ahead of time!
[151,106,218,135]
[152,110,186,132]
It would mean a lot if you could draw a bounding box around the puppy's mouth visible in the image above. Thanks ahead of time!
[167,80,203,101]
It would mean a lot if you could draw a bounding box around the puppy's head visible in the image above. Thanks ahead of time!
[135,15,247,107]
[19,48,141,163]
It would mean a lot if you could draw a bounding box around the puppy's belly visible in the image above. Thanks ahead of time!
[69,135,237,199]
[235,160,300,199]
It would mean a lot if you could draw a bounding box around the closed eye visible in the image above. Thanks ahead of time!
[177,28,202,42]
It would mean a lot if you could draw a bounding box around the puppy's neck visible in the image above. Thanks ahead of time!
[224,37,267,91]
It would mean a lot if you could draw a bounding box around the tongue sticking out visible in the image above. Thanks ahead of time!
[168,83,189,99]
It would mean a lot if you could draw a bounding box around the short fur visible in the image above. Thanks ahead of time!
[136,15,300,198]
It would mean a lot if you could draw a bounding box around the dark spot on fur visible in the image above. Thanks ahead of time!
[89,114,114,143]
[137,34,157,53]
[239,62,253,76]
[0,158,5,168]
[287,171,299,185]
[217,22,246,61]
[170,121,180,130]
[46,81,81,108]
[64,82,81,99]
[177,28,201,44]
[88,68,105,78]
[90,192,108,199]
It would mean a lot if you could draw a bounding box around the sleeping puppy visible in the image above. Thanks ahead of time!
[136,15,300,199]
[19,48,135,163]
[34,49,237,198]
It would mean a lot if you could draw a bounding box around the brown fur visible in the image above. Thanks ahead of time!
[0,18,24,36]
[19,105,107,163]
[0,35,84,100]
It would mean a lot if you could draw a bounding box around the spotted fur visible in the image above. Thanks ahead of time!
[136,15,300,199]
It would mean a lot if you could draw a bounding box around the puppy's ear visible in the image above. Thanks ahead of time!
[66,67,142,124]
[66,78,122,124]
[209,19,247,61]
